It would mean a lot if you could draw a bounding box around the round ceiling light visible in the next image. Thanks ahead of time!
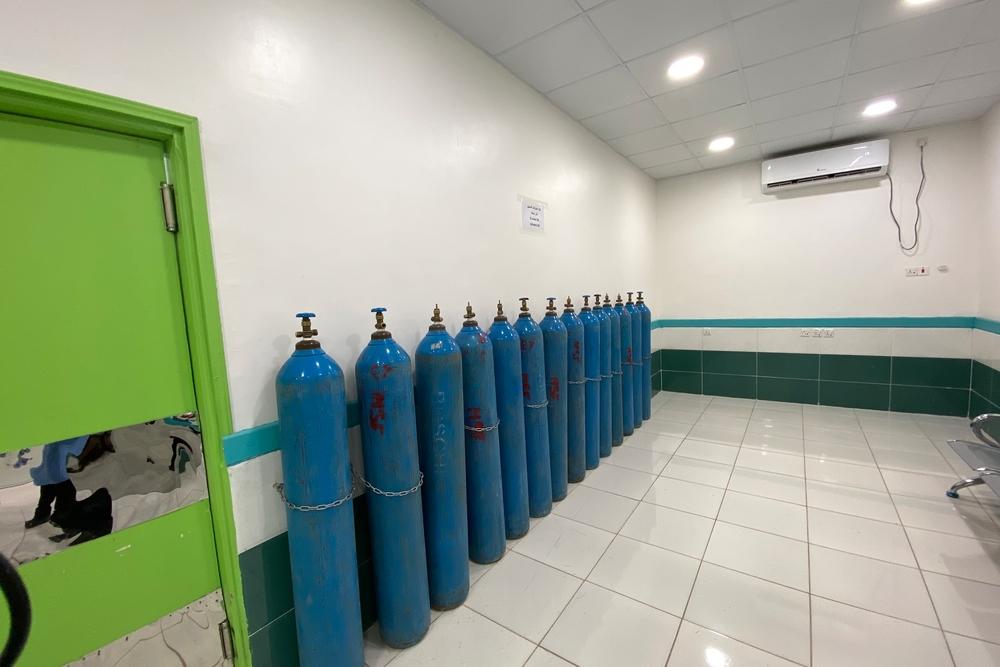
[667,55,705,81]
[863,98,898,117]
[708,136,735,152]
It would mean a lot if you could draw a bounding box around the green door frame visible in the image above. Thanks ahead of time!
[0,70,250,663]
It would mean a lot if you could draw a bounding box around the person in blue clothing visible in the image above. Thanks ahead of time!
[24,435,86,529]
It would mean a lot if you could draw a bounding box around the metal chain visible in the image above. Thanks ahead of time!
[567,379,587,385]
[600,373,612,379]
[274,482,354,513]
[465,420,500,433]
[611,370,624,376]
[526,400,549,409]
[359,471,424,498]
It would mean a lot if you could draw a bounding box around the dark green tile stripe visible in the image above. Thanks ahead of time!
[820,354,890,383]
[249,609,299,667]
[890,386,969,417]
[758,352,818,380]
[758,377,818,404]
[703,372,755,398]
[891,357,971,388]
[703,350,756,375]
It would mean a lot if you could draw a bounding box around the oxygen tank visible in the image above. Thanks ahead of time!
[560,298,586,483]
[604,295,623,447]
[579,296,601,469]
[626,293,642,430]
[540,297,568,502]
[356,307,430,648]
[593,294,612,458]
[615,296,634,438]
[637,291,652,419]
[276,313,363,667]
[489,302,530,539]
[415,306,469,609]
[514,297,552,518]
[454,304,506,564]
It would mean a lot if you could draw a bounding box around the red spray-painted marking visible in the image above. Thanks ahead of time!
[520,338,535,351]
[368,391,386,435]
[572,340,582,363]
[549,376,560,401]
[522,372,531,400]
[369,364,394,379]
[465,407,485,441]
[625,347,633,364]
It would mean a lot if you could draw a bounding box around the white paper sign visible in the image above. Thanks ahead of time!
[521,197,545,233]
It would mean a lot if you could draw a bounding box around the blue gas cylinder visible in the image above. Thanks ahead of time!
[514,298,552,518]
[615,296,634,438]
[276,313,363,667]
[626,293,643,430]
[560,298,586,482]
[415,305,469,610]
[637,291,652,419]
[454,304,506,564]
[356,307,430,648]
[579,296,601,469]
[604,296,623,447]
[489,302,530,539]
[593,294,612,458]
[540,297,568,502]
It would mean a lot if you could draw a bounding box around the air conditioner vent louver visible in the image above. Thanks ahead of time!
[762,140,889,194]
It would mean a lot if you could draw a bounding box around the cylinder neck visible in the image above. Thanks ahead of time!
[494,301,507,323]
[518,297,530,318]
[294,312,320,350]
[429,304,445,331]
[627,291,634,305]
[371,308,392,340]
[545,297,557,317]
[580,295,591,313]
[563,297,575,315]
[463,303,478,327]
[637,291,645,305]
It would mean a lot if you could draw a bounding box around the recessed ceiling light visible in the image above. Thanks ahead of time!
[862,98,898,117]
[667,55,704,81]
[708,136,735,152]
[904,0,937,6]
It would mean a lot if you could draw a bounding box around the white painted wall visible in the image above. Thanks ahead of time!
[980,101,1000,322]
[654,122,985,320]
[0,0,656,431]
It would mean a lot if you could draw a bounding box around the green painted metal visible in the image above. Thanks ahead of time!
[0,501,219,665]
[0,70,249,664]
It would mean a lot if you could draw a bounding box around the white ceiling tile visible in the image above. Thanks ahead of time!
[733,0,860,66]
[588,0,729,62]
[941,40,1000,79]
[910,95,1000,127]
[761,129,833,156]
[686,126,759,155]
[607,124,683,155]
[497,16,620,92]
[964,0,1000,43]
[580,99,666,139]
[626,27,739,97]
[925,71,1000,107]
[755,107,836,143]
[833,86,932,125]
[831,111,914,142]
[697,143,763,169]
[672,103,753,140]
[849,3,982,73]
[646,158,703,179]
[652,72,748,122]
[576,0,606,9]
[630,143,695,168]
[857,0,981,32]
[840,52,952,102]
[548,66,648,119]
[723,0,790,21]
[744,39,851,99]
[422,0,580,54]
[750,79,842,123]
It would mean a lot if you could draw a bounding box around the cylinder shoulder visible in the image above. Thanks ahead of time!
[539,316,567,334]
[356,337,412,369]
[416,330,460,357]
[277,348,344,384]
[488,321,520,341]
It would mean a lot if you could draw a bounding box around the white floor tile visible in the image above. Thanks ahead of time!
[552,485,638,533]
[469,560,494,587]
[642,417,694,437]
[803,425,867,446]
[805,457,886,491]
[588,536,699,616]
[810,596,952,667]
[687,424,746,447]
[605,447,670,475]
[803,413,861,430]
[661,456,734,488]
[945,632,1000,667]
[808,508,916,566]
[865,432,939,453]
[805,480,898,523]
[685,563,810,665]
[675,438,741,465]
[922,572,1000,643]
[746,421,803,439]
[906,526,1000,585]
[364,623,401,667]
[389,606,534,667]
[804,440,876,465]
[513,515,614,579]
[741,432,805,455]
[666,620,800,667]
[809,545,938,626]
[524,648,574,667]
[643,476,725,518]
[695,414,750,432]
[465,552,581,642]
[893,494,999,540]
[580,463,657,500]
[702,404,753,419]
[718,491,807,541]
[871,448,954,476]
[620,502,715,558]
[704,522,809,591]
[622,431,683,454]
[755,400,804,414]
[734,448,804,477]
[542,582,680,667]
[728,467,806,504]
[859,419,925,438]
[881,469,959,498]
[750,408,803,425]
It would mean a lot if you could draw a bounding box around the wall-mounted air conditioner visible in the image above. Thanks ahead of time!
[761,139,889,194]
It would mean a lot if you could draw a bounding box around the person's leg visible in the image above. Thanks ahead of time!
[25,484,57,528]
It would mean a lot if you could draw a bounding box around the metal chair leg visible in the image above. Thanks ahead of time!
[946,468,999,498]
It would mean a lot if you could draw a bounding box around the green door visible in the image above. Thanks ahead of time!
[0,112,225,664]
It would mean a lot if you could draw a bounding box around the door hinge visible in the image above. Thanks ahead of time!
[160,182,178,233]
[218,619,235,661]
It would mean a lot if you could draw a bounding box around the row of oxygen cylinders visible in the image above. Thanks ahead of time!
[275,292,652,667]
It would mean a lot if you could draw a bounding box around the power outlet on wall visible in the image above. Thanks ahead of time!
[905,266,929,277]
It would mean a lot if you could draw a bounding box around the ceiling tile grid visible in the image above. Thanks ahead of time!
[416,0,1000,178]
